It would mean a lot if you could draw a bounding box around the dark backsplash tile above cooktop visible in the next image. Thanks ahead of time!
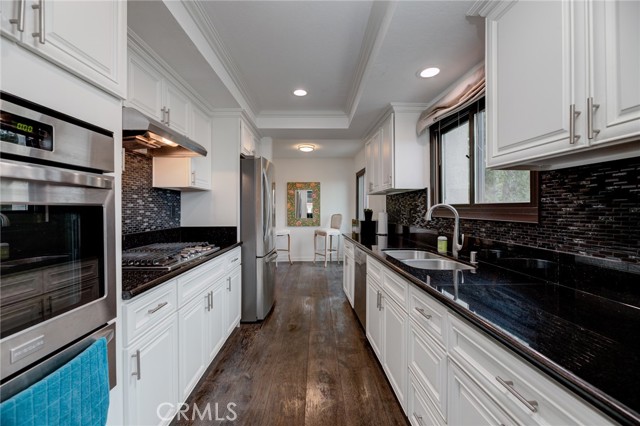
[122,227,237,251]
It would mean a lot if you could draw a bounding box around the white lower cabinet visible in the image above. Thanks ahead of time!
[343,239,355,307]
[408,322,447,424]
[124,314,179,426]
[448,361,515,426]
[362,255,616,426]
[123,248,242,425]
[408,371,446,426]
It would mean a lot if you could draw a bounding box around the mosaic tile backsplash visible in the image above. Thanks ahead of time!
[122,152,181,235]
[387,157,640,263]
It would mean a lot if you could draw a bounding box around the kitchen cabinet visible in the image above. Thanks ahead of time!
[124,314,179,426]
[240,118,258,156]
[365,255,408,412]
[123,249,242,425]
[482,0,640,170]
[152,104,212,191]
[365,107,428,195]
[0,0,126,98]
[127,50,192,132]
[343,238,355,307]
[408,371,446,426]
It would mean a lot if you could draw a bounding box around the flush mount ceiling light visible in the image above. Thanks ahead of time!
[293,89,308,97]
[418,67,441,78]
[297,144,315,152]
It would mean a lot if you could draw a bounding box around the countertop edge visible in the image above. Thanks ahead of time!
[121,242,243,301]
[344,234,637,426]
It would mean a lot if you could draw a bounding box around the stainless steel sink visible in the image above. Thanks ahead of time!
[382,249,446,261]
[403,258,475,271]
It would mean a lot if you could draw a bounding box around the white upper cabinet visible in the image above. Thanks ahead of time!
[483,0,640,170]
[127,53,164,121]
[240,119,257,157]
[365,107,428,195]
[0,0,126,98]
[589,0,640,146]
[164,80,191,135]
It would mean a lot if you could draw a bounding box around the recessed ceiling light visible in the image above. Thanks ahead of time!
[293,89,308,97]
[298,144,315,152]
[418,67,441,78]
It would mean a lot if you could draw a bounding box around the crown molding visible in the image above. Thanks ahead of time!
[466,0,513,17]
[256,111,349,130]
[389,102,431,114]
[344,1,398,123]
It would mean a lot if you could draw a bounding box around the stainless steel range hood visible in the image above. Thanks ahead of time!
[122,107,207,157]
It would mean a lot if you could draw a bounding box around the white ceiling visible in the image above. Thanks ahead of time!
[128,1,485,158]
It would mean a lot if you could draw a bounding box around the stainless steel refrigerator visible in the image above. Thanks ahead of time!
[241,157,277,321]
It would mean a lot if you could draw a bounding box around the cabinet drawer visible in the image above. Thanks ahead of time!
[177,257,225,307]
[409,286,447,348]
[224,248,242,272]
[124,280,177,344]
[408,371,446,426]
[367,256,383,282]
[382,268,409,311]
[408,322,447,423]
[448,314,612,426]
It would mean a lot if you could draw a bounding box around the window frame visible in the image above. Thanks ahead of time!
[429,98,539,223]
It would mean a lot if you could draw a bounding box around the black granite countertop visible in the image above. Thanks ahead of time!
[346,233,640,425]
[122,242,242,300]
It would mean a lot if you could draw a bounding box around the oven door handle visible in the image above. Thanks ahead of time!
[0,160,113,189]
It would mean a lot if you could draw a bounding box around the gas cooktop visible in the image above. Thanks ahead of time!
[121,242,220,271]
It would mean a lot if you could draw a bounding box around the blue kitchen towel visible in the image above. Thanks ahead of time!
[0,337,110,426]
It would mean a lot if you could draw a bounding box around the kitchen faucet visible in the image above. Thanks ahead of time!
[426,203,464,258]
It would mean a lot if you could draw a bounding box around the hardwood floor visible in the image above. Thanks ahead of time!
[175,261,409,426]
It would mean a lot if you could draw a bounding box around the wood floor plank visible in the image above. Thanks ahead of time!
[174,261,408,426]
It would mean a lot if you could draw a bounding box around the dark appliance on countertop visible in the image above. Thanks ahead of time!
[0,92,117,401]
[354,245,367,329]
[122,242,220,271]
[241,157,276,322]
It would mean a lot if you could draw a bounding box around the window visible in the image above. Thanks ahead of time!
[431,98,538,222]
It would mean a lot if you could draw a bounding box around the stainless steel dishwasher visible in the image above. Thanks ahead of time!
[354,246,367,329]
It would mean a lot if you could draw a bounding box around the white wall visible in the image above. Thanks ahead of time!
[273,158,354,261]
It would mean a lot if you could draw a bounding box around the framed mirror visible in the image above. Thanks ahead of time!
[287,182,320,226]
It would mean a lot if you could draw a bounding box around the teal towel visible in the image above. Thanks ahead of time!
[0,337,110,426]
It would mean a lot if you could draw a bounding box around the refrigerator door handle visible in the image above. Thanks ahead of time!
[265,250,278,263]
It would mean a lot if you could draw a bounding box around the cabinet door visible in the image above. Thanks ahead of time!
[408,371,446,426]
[164,81,190,135]
[224,267,242,337]
[382,294,408,412]
[347,255,355,308]
[0,0,23,40]
[240,120,255,156]
[128,54,164,121]
[364,140,375,194]
[206,281,226,361]
[125,315,179,426]
[448,362,514,426]
[190,105,212,190]
[30,0,126,97]
[366,277,383,361]
[380,114,394,190]
[590,0,640,146]
[486,0,585,168]
[408,322,447,423]
[178,294,206,401]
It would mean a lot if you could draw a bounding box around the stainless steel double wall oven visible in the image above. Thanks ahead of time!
[0,92,117,398]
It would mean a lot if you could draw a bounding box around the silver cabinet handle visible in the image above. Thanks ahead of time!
[227,277,231,291]
[191,171,196,185]
[376,291,381,309]
[207,291,212,311]
[9,0,26,32]
[587,97,600,140]
[161,107,166,123]
[569,104,581,144]
[231,257,239,263]
[147,301,168,314]
[166,108,171,126]
[415,307,432,320]
[496,376,538,412]
[131,349,141,380]
[31,0,45,44]
[413,412,425,426]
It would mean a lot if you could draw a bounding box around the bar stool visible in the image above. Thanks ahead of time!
[275,229,292,266]
[313,214,342,267]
